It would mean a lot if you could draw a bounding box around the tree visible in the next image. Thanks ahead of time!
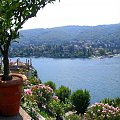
[0,0,60,80]
[70,89,90,115]
[98,48,106,56]
[55,85,71,103]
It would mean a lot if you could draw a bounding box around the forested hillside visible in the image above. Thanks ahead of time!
[9,24,120,58]
[17,24,120,44]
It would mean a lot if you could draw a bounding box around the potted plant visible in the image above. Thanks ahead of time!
[0,0,59,116]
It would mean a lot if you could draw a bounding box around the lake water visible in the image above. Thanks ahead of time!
[12,56,120,103]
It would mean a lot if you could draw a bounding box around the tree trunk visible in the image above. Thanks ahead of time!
[2,49,10,81]
[56,114,64,120]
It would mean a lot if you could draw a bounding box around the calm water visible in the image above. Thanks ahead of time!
[12,56,120,103]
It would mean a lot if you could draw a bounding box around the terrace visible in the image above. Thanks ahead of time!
[0,107,31,120]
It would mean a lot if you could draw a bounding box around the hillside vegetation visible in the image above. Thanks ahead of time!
[18,24,120,44]
[9,24,120,58]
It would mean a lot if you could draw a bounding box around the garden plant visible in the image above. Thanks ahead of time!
[22,77,120,120]
[84,102,120,120]
[70,89,90,115]
[56,85,71,103]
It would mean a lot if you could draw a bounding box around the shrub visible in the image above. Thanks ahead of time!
[32,84,53,108]
[55,85,71,103]
[70,89,90,114]
[63,102,73,113]
[21,88,38,119]
[48,99,64,120]
[63,98,74,112]
[101,97,120,108]
[65,114,82,120]
[45,81,56,91]
[28,76,41,85]
[114,97,120,107]
[84,103,120,120]
[101,98,114,106]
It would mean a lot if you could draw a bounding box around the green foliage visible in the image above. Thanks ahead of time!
[70,89,90,114]
[63,102,73,113]
[46,117,56,120]
[65,114,82,120]
[84,103,120,120]
[45,81,56,91]
[101,98,114,106]
[101,97,120,108]
[0,0,59,41]
[48,99,64,120]
[114,97,120,108]
[28,76,41,85]
[55,85,71,103]
[32,69,38,77]
[39,110,52,119]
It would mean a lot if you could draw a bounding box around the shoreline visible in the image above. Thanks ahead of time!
[89,54,120,60]
[8,53,120,59]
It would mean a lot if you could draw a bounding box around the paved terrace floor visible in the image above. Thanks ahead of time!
[0,107,31,120]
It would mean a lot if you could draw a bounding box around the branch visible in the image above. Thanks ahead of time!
[14,0,56,31]
[0,45,4,55]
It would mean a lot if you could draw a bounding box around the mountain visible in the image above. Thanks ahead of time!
[16,24,120,45]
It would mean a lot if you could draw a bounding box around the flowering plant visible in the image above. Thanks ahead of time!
[32,84,53,108]
[24,89,33,95]
[52,95,59,101]
[22,88,35,115]
[84,103,120,120]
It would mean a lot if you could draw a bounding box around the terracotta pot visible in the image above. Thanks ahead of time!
[0,73,27,116]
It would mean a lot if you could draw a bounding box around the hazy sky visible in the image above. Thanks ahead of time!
[22,0,120,30]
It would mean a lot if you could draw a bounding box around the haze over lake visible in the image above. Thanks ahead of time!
[12,56,120,103]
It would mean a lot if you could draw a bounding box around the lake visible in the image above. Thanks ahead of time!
[12,56,120,103]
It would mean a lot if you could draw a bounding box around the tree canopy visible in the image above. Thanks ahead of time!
[0,0,59,46]
[0,0,59,80]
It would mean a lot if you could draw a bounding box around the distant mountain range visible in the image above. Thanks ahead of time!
[16,24,120,45]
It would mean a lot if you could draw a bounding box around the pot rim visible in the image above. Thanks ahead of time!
[0,73,27,87]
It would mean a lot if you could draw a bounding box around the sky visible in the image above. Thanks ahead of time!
[22,0,120,30]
